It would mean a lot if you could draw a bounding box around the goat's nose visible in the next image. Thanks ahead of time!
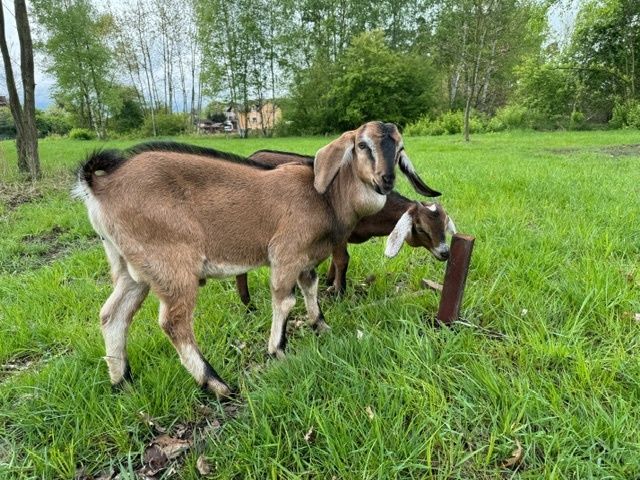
[382,174,395,186]
[440,249,450,260]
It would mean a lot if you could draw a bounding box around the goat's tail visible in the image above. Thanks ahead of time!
[73,149,127,199]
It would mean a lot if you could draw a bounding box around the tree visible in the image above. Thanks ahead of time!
[0,0,40,178]
[32,0,117,138]
[431,0,548,141]
[568,0,639,121]
[291,31,437,133]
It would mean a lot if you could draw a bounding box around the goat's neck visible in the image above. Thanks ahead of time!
[326,162,386,237]
[355,191,413,237]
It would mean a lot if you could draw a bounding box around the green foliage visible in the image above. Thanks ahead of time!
[494,105,529,130]
[514,58,577,118]
[68,128,96,140]
[405,111,487,136]
[0,107,16,139]
[35,108,73,137]
[32,0,117,137]
[610,100,640,129]
[569,111,588,131]
[569,0,640,121]
[142,113,189,137]
[109,87,145,134]
[290,31,437,133]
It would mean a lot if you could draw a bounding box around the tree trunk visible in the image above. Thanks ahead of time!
[0,0,40,179]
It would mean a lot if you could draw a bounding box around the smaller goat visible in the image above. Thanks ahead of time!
[234,150,456,305]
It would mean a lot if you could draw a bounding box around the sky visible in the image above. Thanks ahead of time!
[0,0,581,110]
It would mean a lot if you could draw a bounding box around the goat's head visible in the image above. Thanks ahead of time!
[313,122,440,197]
[384,202,457,261]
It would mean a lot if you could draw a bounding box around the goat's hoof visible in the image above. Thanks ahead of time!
[110,365,133,392]
[111,377,133,392]
[244,303,257,313]
[202,378,234,401]
[268,349,286,360]
[312,319,331,334]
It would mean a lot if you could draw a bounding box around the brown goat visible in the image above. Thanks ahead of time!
[74,122,438,398]
[234,150,455,305]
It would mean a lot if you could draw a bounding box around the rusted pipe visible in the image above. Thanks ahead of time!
[436,234,475,324]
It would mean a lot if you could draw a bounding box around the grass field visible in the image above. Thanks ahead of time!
[0,130,639,479]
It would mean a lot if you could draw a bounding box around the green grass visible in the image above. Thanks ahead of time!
[0,130,639,478]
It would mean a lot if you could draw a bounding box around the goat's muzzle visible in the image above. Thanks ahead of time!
[431,243,450,261]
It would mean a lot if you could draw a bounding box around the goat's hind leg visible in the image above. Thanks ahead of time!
[298,269,330,333]
[157,281,232,399]
[100,242,149,388]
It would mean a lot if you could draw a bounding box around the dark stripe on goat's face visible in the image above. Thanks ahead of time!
[379,122,397,174]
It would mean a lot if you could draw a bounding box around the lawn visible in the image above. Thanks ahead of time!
[0,130,639,479]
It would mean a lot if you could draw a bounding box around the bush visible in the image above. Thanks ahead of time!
[439,111,463,134]
[628,103,640,129]
[486,116,506,132]
[36,109,73,137]
[569,111,587,131]
[493,105,529,130]
[405,110,488,136]
[609,100,640,129]
[69,128,96,140]
[142,113,189,136]
[0,107,16,139]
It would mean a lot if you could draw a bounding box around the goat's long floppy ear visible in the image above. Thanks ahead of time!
[314,130,355,194]
[398,151,441,197]
[446,216,457,235]
[385,207,416,258]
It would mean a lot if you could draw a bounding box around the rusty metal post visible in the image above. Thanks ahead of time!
[436,233,475,325]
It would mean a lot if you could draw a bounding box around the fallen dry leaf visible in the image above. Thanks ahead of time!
[520,308,528,316]
[365,406,375,420]
[196,403,214,417]
[196,455,212,476]
[421,278,443,292]
[635,313,640,323]
[501,439,523,469]
[356,329,364,340]
[140,434,192,476]
[304,426,316,443]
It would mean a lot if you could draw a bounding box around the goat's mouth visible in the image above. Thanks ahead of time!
[373,182,392,195]
[430,245,450,261]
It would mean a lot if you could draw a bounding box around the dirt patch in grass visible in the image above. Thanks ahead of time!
[1,225,99,274]
[0,349,68,383]
[0,183,43,211]
[598,144,640,157]
[549,144,640,158]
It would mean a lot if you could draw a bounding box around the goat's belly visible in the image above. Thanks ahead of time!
[201,260,263,279]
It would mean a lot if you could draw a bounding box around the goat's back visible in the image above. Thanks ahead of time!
[84,149,333,272]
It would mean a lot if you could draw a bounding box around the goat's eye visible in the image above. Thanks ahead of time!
[358,142,367,150]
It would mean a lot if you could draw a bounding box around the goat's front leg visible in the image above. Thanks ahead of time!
[328,244,349,295]
[298,269,330,333]
[268,268,298,359]
[158,283,232,399]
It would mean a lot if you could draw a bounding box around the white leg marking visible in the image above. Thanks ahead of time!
[176,342,206,384]
[101,276,148,383]
[268,295,296,357]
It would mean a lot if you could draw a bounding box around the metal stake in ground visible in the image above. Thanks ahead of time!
[437,234,475,325]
